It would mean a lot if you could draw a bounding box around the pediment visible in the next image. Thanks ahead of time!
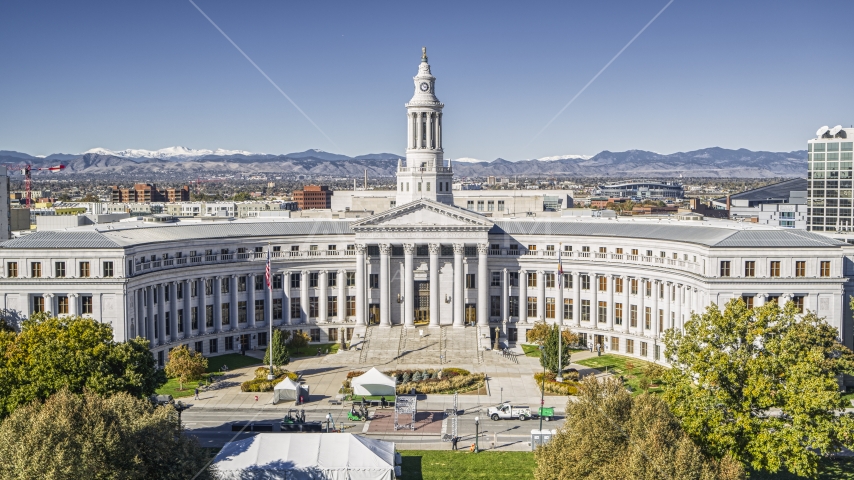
[351,199,493,232]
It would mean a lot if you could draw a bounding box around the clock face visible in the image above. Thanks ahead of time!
[420,82,429,92]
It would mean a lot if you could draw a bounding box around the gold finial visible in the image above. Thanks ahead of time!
[421,46,427,62]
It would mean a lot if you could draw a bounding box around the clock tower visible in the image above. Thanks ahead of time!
[396,47,454,206]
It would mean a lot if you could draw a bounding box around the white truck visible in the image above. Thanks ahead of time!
[487,402,533,421]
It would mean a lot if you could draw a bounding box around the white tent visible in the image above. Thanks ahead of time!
[272,377,299,404]
[351,367,396,397]
[213,433,397,480]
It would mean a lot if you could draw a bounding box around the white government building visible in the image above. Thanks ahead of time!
[1,51,853,367]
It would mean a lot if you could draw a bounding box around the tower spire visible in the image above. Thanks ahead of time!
[421,46,428,63]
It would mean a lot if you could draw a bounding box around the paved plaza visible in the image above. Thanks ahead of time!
[182,325,603,451]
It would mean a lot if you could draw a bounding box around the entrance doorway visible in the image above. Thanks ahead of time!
[415,281,429,324]
[507,327,518,343]
[594,334,605,348]
[465,304,476,326]
[239,334,250,352]
[368,304,380,325]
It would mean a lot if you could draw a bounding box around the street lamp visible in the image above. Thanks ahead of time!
[174,401,190,434]
[326,413,333,433]
[474,416,480,453]
[538,345,546,432]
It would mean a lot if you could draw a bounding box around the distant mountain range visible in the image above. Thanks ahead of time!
[0,147,806,178]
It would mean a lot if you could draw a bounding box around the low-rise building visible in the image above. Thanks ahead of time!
[293,185,332,209]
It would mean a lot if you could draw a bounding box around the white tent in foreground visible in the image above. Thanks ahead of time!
[272,377,299,404]
[351,367,396,397]
[213,433,396,480]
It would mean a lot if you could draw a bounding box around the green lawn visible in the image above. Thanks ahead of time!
[752,457,854,479]
[399,450,535,480]
[205,353,262,372]
[576,354,666,395]
[521,344,541,357]
[157,372,224,398]
[290,343,340,358]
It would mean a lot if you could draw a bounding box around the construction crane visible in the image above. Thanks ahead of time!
[2,164,65,207]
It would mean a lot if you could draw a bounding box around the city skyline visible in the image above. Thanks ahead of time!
[1,1,852,159]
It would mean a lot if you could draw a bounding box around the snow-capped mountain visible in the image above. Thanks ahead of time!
[81,146,258,159]
[537,154,592,161]
[453,157,488,163]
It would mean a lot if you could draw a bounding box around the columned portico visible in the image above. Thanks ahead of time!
[403,244,415,327]
[379,244,391,327]
[355,245,366,325]
[428,243,440,327]
[477,243,488,326]
[453,244,464,328]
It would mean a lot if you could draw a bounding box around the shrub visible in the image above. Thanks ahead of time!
[346,371,365,379]
[240,370,297,392]
[254,366,295,379]
[534,372,579,396]
[441,367,470,377]
[402,372,411,384]
[395,373,486,395]
[412,371,422,382]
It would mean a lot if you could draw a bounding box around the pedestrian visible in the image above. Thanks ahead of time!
[299,395,304,405]
[254,395,258,403]
[194,388,199,400]
[451,436,458,451]
[380,396,387,409]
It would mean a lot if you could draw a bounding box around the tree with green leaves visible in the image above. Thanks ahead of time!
[535,376,743,480]
[0,313,165,417]
[663,299,854,478]
[289,330,310,354]
[164,345,208,391]
[232,191,251,201]
[0,389,215,479]
[263,329,291,366]
[540,324,572,374]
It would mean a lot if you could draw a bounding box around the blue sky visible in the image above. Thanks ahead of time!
[1,0,851,160]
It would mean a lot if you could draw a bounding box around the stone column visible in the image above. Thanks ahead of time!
[319,271,328,323]
[337,269,346,323]
[356,245,366,325]
[183,279,191,338]
[247,274,255,327]
[69,292,79,317]
[157,285,166,342]
[426,113,433,150]
[573,272,580,327]
[407,112,413,150]
[675,284,683,331]
[437,113,442,149]
[652,281,660,338]
[429,244,440,327]
[169,281,178,341]
[147,286,155,343]
[300,270,309,324]
[453,244,464,328]
[665,282,672,331]
[755,293,767,308]
[519,269,528,324]
[501,268,509,323]
[477,243,489,327]
[623,276,631,334]
[591,275,598,329]
[213,277,222,332]
[537,270,546,322]
[42,293,53,316]
[416,112,423,149]
[638,280,646,334]
[403,244,415,327]
[607,275,615,331]
[379,244,391,327]
[229,275,238,331]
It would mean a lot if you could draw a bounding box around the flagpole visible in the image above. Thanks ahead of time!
[268,242,274,380]
[556,242,563,383]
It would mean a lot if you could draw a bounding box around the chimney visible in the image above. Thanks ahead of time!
[726,195,731,215]
[364,169,368,190]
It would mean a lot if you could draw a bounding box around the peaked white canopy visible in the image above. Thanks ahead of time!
[272,377,300,404]
[213,433,396,480]
[351,367,396,397]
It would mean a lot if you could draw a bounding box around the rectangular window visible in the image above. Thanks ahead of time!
[545,273,555,288]
[820,261,831,277]
[6,262,17,278]
[221,279,229,294]
[545,298,555,319]
[487,200,494,211]
[742,296,754,309]
[291,274,300,289]
[467,200,474,210]
[238,301,247,323]
[580,274,590,290]
[626,339,635,354]
[630,305,638,327]
[327,274,337,287]
[327,296,337,317]
[491,272,501,287]
[177,309,184,334]
[562,274,572,289]
[79,261,90,278]
[347,296,356,316]
[615,303,623,325]
[720,261,731,277]
[369,274,379,289]
[659,282,664,299]
[644,307,651,329]
[165,312,170,336]
[255,276,263,291]
[793,296,805,313]
[509,272,519,287]
[611,336,620,352]
[527,297,537,317]
[191,307,199,329]
[509,296,519,317]
[32,296,44,314]
[631,279,638,295]
[598,276,607,291]
[273,298,283,320]
[209,338,218,354]
[563,299,572,320]
[81,295,93,315]
[225,336,234,351]
[310,328,321,342]
[615,277,623,293]
[795,261,806,277]
[222,303,230,325]
[426,182,431,192]
[58,296,68,314]
[205,279,213,295]
[645,281,652,297]
[54,261,66,278]
[194,341,203,353]
[477,200,484,211]
[498,200,505,211]
[598,301,607,323]
[309,297,319,318]
[239,276,247,292]
[328,328,338,342]
[490,296,501,317]
[581,300,590,321]
[206,305,213,327]
[770,261,781,277]
[744,261,755,277]
[273,274,283,289]
[527,272,537,288]
[255,299,265,320]
[659,309,664,332]
[641,342,648,357]
[290,299,301,319]
[31,262,41,278]
[346,272,356,287]
[466,274,476,289]
[309,273,319,288]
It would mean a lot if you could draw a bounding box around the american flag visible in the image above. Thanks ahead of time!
[265,246,271,288]
[557,243,563,288]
